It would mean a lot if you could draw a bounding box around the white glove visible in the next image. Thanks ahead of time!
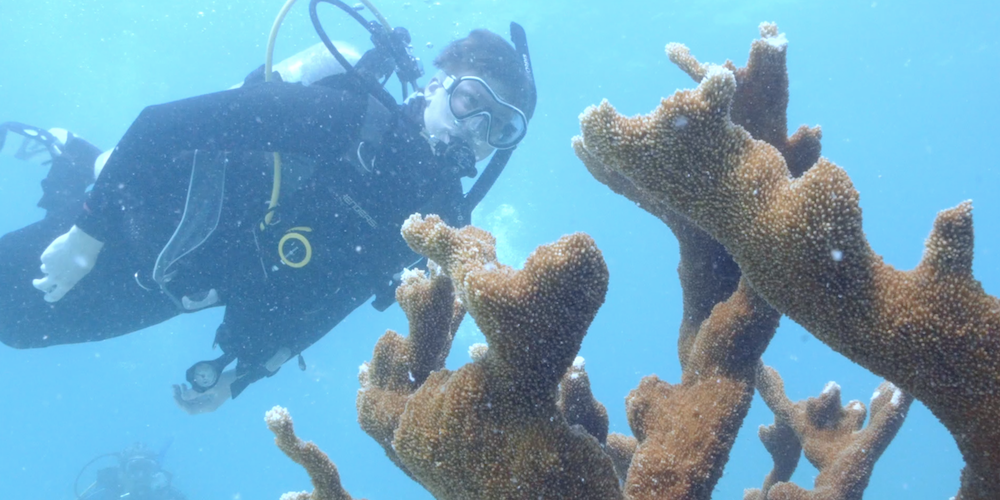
[32,225,104,302]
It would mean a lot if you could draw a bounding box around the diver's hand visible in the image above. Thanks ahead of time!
[32,225,104,302]
[172,369,236,415]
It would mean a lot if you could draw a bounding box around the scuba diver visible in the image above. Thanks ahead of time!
[0,1,536,413]
[76,443,186,500]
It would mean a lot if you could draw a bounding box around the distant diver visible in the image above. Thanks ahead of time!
[0,1,536,413]
[75,442,186,500]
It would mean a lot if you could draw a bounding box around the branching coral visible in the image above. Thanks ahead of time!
[356,266,464,472]
[743,367,802,499]
[574,21,1000,499]
[263,22,956,500]
[622,279,779,500]
[559,356,610,445]
[605,432,638,485]
[273,218,626,500]
[666,24,822,174]
[576,23,819,373]
[573,24,805,498]
[390,214,621,499]
[391,216,778,500]
[266,214,898,500]
[269,212,781,499]
[745,366,914,500]
[266,406,359,500]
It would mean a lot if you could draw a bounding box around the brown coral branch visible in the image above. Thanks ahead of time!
[743,363,803,500]
[667,23,822,178]
[396,266,466,387]
[558,356,610,444]
[580,25,817,498]
[605,432,638,484]
[578,139,741,370]
[371,214,622,499]
[557,356,641,486]
[750,366,914,500]
[357,268,463,471]
[574,23,1000,498]
[579,23,821,373]
[623,279,780,500]
[265,406,358,500]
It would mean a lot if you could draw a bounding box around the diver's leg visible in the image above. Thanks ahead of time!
[0,122,101,220]
[38,132,100,219]
[0,215,179,349]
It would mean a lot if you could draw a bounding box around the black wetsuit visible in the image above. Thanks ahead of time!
[0,75,470,394]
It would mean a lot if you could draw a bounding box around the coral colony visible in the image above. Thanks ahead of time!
[265,23,998,500]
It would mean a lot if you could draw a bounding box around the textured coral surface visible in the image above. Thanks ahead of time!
[387,214,621,499]
[356,267,464,473]
[266,406,358,500]
[266,22,971,500]
[745,366,913,499]
[623,280,779,500]
[574,24,1000,499]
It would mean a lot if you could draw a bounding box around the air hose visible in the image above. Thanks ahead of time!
[358,0,391,29]
[261,0,400,230]
[260,0,298,229]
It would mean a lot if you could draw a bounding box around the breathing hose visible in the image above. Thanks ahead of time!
[260,0,298,229]
[358,0,391,29]
[260,0,398,230]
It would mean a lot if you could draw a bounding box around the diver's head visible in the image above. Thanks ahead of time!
[118,443,171,497]
[423,29,536,161]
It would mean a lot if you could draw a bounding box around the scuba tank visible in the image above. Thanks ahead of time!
[230,41,362,89]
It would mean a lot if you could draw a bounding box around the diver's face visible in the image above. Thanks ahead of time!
[423,74,497,162]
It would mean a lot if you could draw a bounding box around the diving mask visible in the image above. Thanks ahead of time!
[442,75,528,150]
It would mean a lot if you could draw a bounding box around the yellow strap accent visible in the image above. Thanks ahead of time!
[278,231,313,268]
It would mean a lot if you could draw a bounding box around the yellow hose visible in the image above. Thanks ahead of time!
[259,0,391,230]
[358,0,391,30]
[265,0,299,80]
[261,0,297,230]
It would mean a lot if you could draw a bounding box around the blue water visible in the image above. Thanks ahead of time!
[1,0,997,498]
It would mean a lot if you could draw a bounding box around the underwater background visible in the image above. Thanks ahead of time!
[1,0,997,498]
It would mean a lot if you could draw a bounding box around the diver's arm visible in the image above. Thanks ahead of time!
[76,82,369,241]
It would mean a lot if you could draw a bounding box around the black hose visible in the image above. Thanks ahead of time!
[308,0,377,76]
[74,453,120,499]
[463,148,514,215]
[309,0,404,110]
